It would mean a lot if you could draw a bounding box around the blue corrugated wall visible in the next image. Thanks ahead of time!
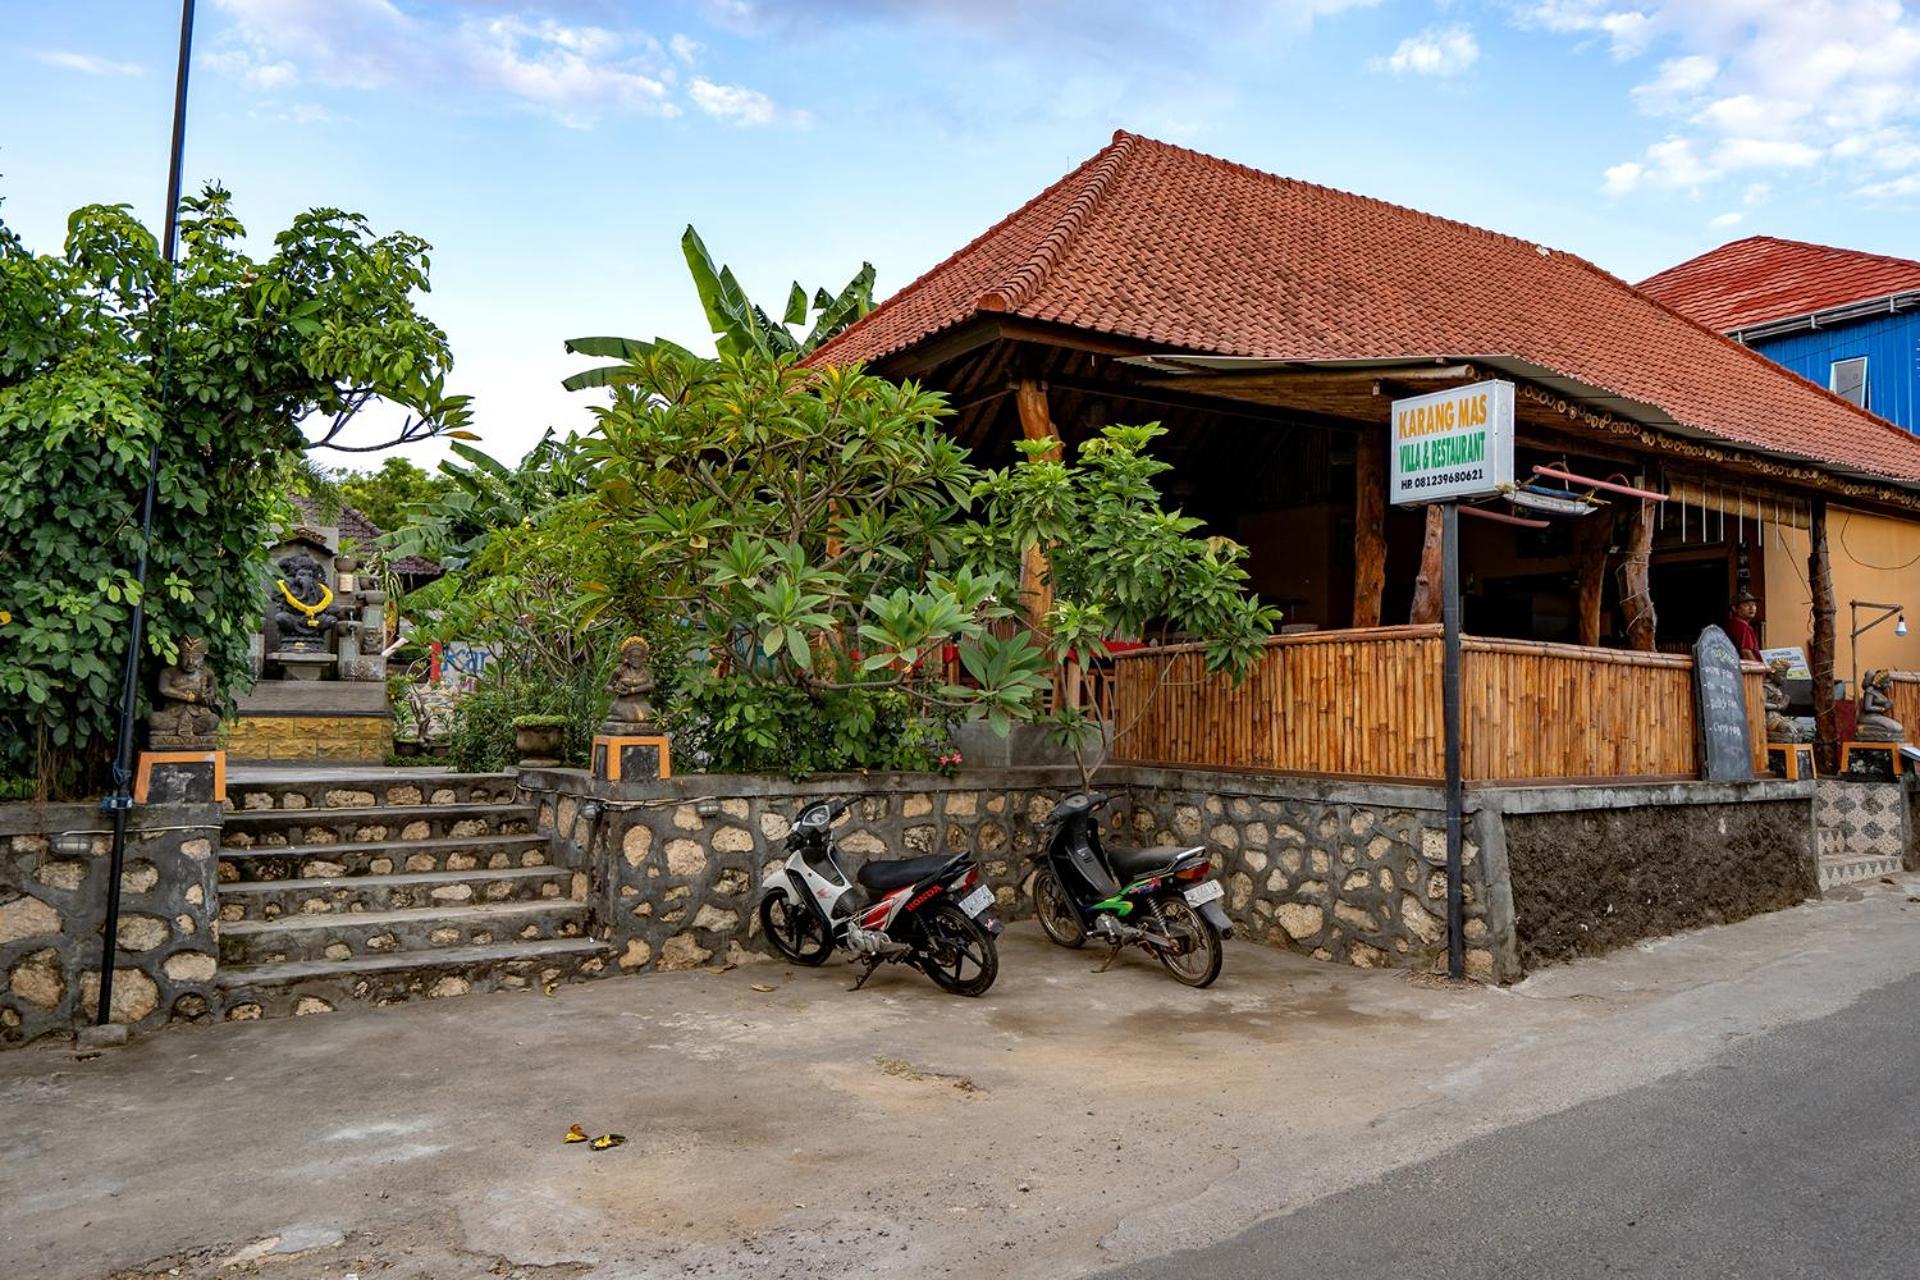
[1751,309,1920,433]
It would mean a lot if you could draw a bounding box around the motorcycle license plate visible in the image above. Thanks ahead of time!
[958,885,994,918]
[1183,879,1225,907]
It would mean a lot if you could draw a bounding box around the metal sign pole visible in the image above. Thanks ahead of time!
[1440,501,1465,980]
[97,0,196,1025]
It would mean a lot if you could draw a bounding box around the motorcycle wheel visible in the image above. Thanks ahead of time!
[916,902,999,997]
[757,889,833,966]
[1031,868,1088,949]
[1152,894,1224,989]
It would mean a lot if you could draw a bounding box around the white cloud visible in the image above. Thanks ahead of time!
[1374,26,1480,76]
[1708,211,1744,228]
[1741,181,1771,206]
[1552,1,1920,199]
[689,77,782,125]
[33,50,144,77]
[205,0,800,128]
[1857,173,1920,198]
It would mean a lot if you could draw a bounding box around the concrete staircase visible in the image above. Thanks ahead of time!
[214,773,607,1019]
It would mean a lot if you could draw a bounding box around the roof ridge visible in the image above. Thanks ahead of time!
[805,133,1134,367]
[976,130,1138,314]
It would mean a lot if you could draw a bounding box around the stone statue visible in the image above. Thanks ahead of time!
[600,636,658,734]
[269,552,337,653]
[148,638,222,748]
[1763,659,1807,743]
[1856,669,1905,742]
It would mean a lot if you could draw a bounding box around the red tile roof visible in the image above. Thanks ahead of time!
[1638,236,1920,334]
[810,132,1920,489]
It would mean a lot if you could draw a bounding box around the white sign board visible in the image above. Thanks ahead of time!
[1759,646,1809,679]
[1390,379,1515,505]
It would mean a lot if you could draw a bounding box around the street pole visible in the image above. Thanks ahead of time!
[96,0,197,1026]
[1440,501,1465,981]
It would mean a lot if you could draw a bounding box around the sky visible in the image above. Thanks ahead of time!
[4,0,1920,468]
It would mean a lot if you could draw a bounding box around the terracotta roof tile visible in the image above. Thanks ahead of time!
[810,132,1920,488]
[1638,235,1920,334]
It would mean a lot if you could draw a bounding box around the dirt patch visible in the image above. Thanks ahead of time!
[875,1055,982,1094]
[1504,799,1816,970]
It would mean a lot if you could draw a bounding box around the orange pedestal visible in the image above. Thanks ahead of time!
[592,734,671,782]
[133,749,227,804]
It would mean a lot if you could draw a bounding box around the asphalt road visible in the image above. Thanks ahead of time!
[1104,970,1920,1280]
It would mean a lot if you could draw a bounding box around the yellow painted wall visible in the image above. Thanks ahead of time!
[225,715,393,762]
[1764,506,1920,686]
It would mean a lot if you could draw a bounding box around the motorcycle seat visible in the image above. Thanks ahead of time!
[856,854,951,893]
[1105,844,1206,881]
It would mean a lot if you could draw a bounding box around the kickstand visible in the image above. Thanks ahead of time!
[1094,944,1123,974]
[849,956,883,991]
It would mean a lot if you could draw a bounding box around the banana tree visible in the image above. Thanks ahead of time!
[562,224,875,391]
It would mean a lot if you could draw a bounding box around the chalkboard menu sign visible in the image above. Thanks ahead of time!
[1694,625,1754,782]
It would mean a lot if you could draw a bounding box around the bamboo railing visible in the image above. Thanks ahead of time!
[1111,626,1771,784]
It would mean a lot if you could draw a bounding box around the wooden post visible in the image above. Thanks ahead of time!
[1352,427,1387,628]
[1410,504,1445,625]
[1016,379,1062,632]
[1621,498,1657,652]
[1571,510,1612,648]
[1808,498,1839,773]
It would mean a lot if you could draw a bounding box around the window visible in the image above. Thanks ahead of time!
[1831,356,1869,410]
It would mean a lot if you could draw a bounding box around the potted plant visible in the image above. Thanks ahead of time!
[512,714,569,768]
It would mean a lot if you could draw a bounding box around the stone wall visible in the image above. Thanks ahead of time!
[1492,781,1817,971]
[1909,782,1920,872]
[1,802,222,1046]
[524,767,1817,988]
[1112,770,1509,979]
[516,767,1087,978]
[225,714,392,762]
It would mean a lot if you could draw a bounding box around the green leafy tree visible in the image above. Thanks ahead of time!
[0,186,469,796]
[576,352,1046,773]
[336,456,452,532]
[382,429,592,570]
[969,424,1283,784]
[561,225,874,391]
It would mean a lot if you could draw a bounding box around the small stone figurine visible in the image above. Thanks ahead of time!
[148,638,222,748]
[1763,659,1808,743]
[270,552,338,652]
[1856,670,1905,742]
[600,635,658,735]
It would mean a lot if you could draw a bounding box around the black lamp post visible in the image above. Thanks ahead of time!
[96,0,197,1027]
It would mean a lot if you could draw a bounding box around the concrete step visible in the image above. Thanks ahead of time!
[219,802,537,849]
[218,899,590,965]
[219,832,555,882]
[218,866,584,921]
[226,773,518,813]
[1818,854,1906,890]
[214,938,610,1020]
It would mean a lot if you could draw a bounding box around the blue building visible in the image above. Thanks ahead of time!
[1640,236,1920,433]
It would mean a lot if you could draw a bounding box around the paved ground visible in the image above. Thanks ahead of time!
[4,875,1920,1280]
[1105,966,1920,1280]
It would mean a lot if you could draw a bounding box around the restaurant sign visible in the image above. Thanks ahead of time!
[1389,379,1514,505]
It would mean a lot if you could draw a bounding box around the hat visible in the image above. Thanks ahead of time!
[1735,589,1759,604]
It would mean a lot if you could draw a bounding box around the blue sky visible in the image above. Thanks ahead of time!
[5,0,1920,467]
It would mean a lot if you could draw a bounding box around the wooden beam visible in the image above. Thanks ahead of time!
[1572,511,1612,648]
[1352,426,1387,627]
[1016,380,1061,630]
[1621,498,1657,652]
[1808,498,1839,772]
[1410,505,1445,625]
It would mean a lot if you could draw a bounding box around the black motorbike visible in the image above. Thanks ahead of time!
[1028,792,1232,988]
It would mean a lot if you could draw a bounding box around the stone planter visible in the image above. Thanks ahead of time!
[514,722,565,768]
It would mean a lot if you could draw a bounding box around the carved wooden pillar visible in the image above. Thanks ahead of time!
[1808,498,1839,772]
[1571,510,1612,648]
[1410,504,1446,625]
[1621,499,1657,652]
[1352,426,1388,628]
[1016,380,1062,631]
